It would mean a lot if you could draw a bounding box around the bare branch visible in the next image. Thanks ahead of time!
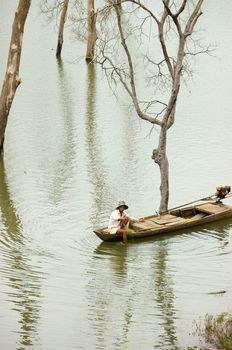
[162,0,173,17]
[122,0,175,79]
[122,0,160,25]
[111,2,162,125]
[158,21,175,79]
[174,0,187,17]
[162,0,183,37]
[184,0,203,37]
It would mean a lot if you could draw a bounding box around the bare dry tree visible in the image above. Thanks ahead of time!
[40,0,97,61]
[56,0,69,57]
[96,0,205,213]
[86,0,96,62]
[40,0,70,57]
[0,0,31,154]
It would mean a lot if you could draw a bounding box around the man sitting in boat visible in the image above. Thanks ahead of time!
[108,201,144,244]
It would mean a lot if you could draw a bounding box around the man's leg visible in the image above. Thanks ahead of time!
[117,228,128,244]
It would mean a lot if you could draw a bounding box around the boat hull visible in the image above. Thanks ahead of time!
[94,202,232,241]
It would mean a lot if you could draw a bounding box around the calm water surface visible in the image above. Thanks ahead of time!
[0,2,232,349]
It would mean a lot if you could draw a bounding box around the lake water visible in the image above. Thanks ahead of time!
[0,1,232,349]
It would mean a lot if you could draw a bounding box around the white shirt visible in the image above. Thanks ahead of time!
[108,209,139,234]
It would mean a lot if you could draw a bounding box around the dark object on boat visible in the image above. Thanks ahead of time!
[215,184,231,201]
[94,201,232,241]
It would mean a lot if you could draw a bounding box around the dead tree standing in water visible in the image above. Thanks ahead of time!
[96,0,205,213]
[56,0,69,58]
[0,0,31,154]
[86,0,96,62]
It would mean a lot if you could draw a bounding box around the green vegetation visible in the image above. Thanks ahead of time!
[182,312,232,350]
[202,312,232,350]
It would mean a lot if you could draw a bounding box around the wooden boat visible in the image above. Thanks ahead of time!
[94,201,232,241]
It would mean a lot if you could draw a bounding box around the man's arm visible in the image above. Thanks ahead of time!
[127,214,144,222]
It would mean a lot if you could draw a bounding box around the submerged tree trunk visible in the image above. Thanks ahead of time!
[86,0,96,63]
[56,0,69,58]
[0,0,31,154]
[152,125,169,213]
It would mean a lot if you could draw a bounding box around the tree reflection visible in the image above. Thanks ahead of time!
[86,236,181,349]
[85,241,133,349]
[85,63,113,228]
[95,241,128,282]
[154,240,178,349]
[53,58,76,204]
[0,159,41,349]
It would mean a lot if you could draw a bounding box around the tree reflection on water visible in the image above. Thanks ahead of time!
[85,63,113,228]
[86,237,179,350]
[153,240,178,349]
[0,159,42,349]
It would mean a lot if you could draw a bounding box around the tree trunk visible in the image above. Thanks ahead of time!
[0,0,31,154]
[85,0,96,63]
[56,0,69,58]
[152,125,169,213]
